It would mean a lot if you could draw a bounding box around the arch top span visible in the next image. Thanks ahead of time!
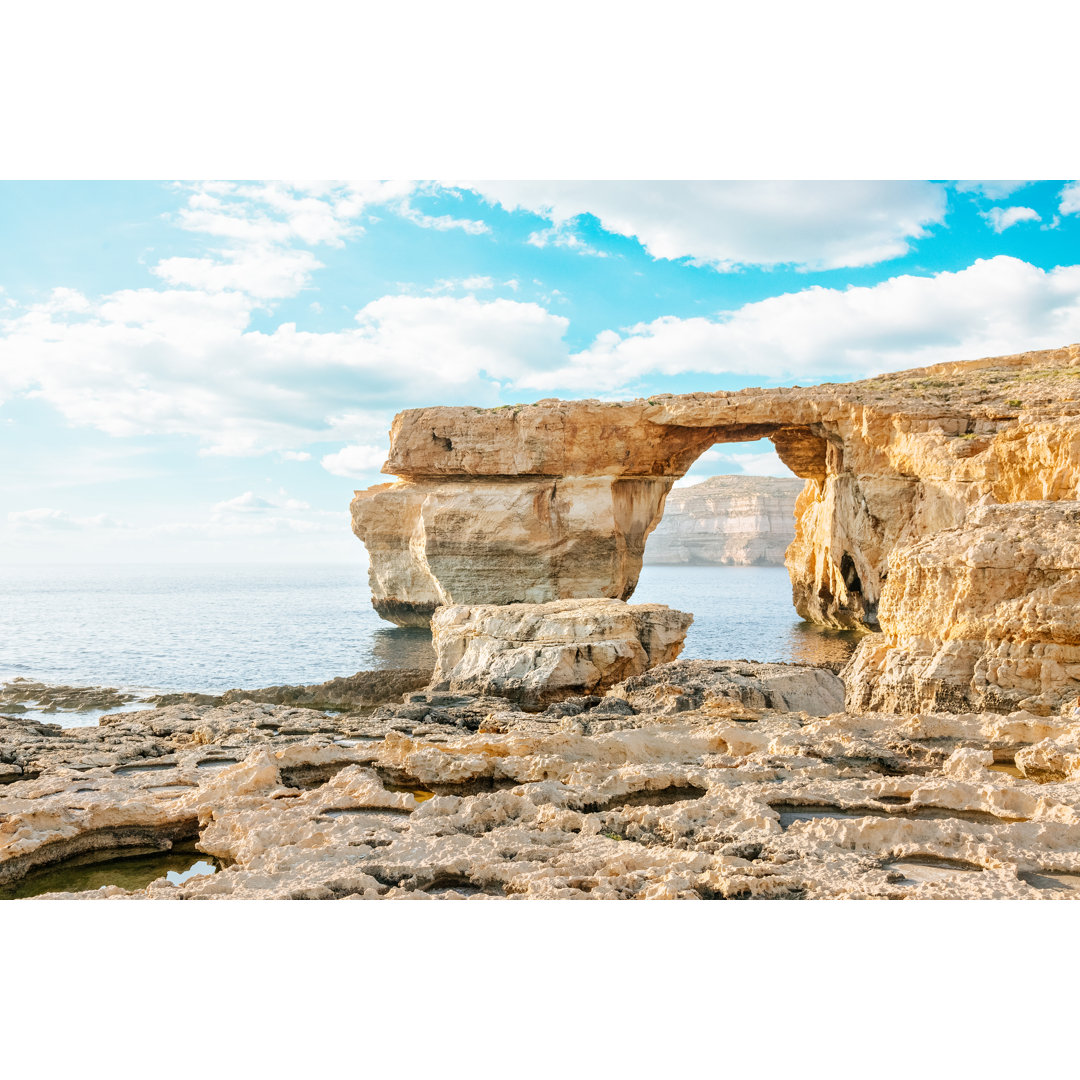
[351,344,1080,630]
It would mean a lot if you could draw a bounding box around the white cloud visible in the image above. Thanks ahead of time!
[7,507,129,531]
[173,180,414,250]
[320,444,388,478]
[0,289,570,454]
[279,450,312,462]
[694,448,791,476]
[212,491,311,513]
[983,205,1040,232]
[1061,181,1080,216]
[427,275,495,294]
[153,246,322,299]
[520,255,1080,392]
[463,181,946,270]
[398,199,489,235]
[954,180,1031,199]
[149,182,492,305]
[526,223,607,257]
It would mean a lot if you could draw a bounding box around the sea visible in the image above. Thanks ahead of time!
[0,563,862,725]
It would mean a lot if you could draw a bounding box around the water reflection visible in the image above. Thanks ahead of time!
[633,565,864,666]
[367,626,435,669]
[0,843,223,900]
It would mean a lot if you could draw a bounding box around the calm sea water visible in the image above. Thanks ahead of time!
[0,564,859,719]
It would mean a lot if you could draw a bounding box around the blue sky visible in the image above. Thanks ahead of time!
[2,179,1079,563]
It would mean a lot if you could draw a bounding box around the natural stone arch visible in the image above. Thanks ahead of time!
[351,398,877,629]
[351,345,1080,635]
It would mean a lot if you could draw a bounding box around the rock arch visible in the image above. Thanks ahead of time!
[350,345,1080,641]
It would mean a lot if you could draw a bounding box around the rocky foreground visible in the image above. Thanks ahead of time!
[3,655,1079,900]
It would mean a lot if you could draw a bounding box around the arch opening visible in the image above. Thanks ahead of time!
[635,434,863,667]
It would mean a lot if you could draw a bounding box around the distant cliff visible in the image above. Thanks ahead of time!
[643,475,803,566]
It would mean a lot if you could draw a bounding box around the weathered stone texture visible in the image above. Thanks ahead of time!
[353,344,1080,635]
[844,501,1080,716]
[428,598,692,706]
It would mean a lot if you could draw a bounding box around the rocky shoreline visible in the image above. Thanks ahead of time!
[3,651,1079,900]
[4,344,1079,901]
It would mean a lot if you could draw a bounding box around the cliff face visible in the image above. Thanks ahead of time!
[643,475,803,566]
[843,502,1080,715]
[351,343,1080,712]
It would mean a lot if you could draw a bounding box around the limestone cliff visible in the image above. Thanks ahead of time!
[643,475,803,566]
[843,501,1080,716]
[352,343,1080,637]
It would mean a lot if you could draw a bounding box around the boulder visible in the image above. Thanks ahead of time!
[428,598,693,706]
[606,658,845,717]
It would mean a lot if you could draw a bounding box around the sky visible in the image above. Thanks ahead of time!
[2,179,1079,563]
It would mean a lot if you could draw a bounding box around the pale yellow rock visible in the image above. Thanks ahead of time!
[353,477,671,624]
[5,690,1080,901]
[352,344,1080,636]
[844,501,1080,716]
[428,598,693,705]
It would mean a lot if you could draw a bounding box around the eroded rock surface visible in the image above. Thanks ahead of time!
[352,345,1080,634]
[844,501,1080,716]
[608,659,845,717]
[429,599,692,706]
[644,475,803,566]
[4,660,1080,901]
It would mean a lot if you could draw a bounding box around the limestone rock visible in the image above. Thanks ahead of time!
[643,475,803,566]
[843,501,1080,716]
[5,677,1080,901]
[428,598,693,706]
[607,658,845,717]
[352,476,672,625]
[147,668,434,711]
[352,344,1080,634]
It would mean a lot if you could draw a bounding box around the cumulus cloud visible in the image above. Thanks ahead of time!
[397,200,489,234]
[526,223,607,257]
[519,256,1080,392]
[954,180,1032,199]
[149,181,492,306]
[0,288,570,454]
[983,205,1041,232]
[320,444,388,478]
[462,181,946,270]
[427,275,496,293]
[1061,181,1080,216]
[7,508,129,531]
[693,448,791,476]
[173,180,413,249]
[141,489,345,542]
[153,246,323,299]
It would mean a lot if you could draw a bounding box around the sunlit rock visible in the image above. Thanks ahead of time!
[427,598,693,706]
[843,501,1080,715]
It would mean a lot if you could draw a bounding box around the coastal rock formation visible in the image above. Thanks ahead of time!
[643,475,803,566]
[608,658,845,717]
[4,665,1080,900]
[843,501,1080,716]
[354,476,672,625]
[429,598,692,706]
[351,344,1080,713]
[352,344,1080,634]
